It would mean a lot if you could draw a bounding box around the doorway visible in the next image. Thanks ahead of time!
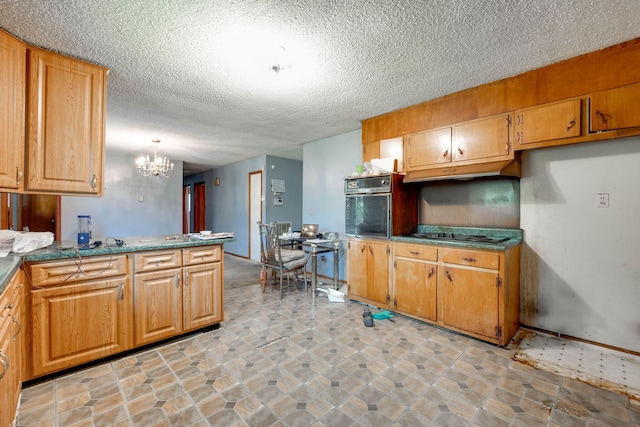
[17,194,60,235]
[249,171,262,261]
[1,193,12,230]
[193,182,206,233]
[182,186,191,233]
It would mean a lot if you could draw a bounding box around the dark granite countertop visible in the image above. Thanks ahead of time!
[0,234,235,295]
[391,225,522,250]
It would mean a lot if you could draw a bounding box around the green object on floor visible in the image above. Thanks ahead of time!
[371,310,394,320]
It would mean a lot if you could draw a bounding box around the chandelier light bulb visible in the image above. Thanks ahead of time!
[136,140,174,178]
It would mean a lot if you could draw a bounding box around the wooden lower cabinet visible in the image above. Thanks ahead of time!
[26,244,225,380]
[347,238,390,308]
[0,270,24,427]
[31,277,132,377]
[183,262,222,331]
[392,243,437,321]
[391,242,520,346]
[441,266,500,340]
[134,268,182,346]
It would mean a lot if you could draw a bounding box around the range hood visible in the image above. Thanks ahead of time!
[402,157,521,182]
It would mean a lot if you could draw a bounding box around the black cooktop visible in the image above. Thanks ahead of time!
[410,232,510,244]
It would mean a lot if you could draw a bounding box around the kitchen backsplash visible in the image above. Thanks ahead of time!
[416,176,520,228]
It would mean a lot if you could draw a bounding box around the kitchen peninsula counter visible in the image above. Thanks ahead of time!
[0,234,235,296]
[6,233,234,380]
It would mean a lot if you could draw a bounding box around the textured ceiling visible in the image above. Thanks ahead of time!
[1,1,640,175]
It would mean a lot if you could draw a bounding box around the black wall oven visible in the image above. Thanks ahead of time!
[344,174,418,239]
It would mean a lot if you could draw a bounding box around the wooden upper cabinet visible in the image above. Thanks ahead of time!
[452,113,514,163]
[0,30,26,191]
[362,140,380,164]
[26,48,107,195]
[590,84,640,132]
[406,127,452,170]
[379,137,403,172]
[362,137,403,172]
[515,99,581,149]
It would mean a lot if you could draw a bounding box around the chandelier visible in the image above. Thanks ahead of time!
[136,140,174,178]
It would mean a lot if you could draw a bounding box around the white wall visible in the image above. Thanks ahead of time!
[61,151,183,242]
[303,129,362,281]
[520,136,640,352]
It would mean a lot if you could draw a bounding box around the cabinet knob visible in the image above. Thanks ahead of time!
[442,149,449,158]
[457,147,464,156]
[91,174,97,190]
[16,167,23,184]
[565,119,576,132]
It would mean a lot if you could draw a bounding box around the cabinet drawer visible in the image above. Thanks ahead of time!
[183,245,222,265]
[393,243,438,261]
[134,250,181,272]
[29,255,128,287]
[442,248,500,270]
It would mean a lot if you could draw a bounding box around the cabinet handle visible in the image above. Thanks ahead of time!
[462,257,477,263]
[410,251,420,255]
[565,119,576,132]
[457,147,464,156]
[442,149,449,158]
[445,270,453,282]
[12,316,21,341]
[0,350,9,380]
[368,246,374,255]
[176,273,181,288]
[184,273,189,287]
[16,166,23,184]
[595,110,609,125]
[14,283,23,293]
[91,174,97,190]
[2,303,13,317]
[427,268,435,279]
[120,282,125,300]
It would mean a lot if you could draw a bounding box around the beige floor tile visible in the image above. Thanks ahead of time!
[13,280,639,426]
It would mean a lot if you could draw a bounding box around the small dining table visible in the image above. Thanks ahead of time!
[300,239,342,297]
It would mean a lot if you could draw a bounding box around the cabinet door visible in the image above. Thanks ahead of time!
[394,258,437,321]
[515,99,581,148]
[362,140,380,164]
[441,266,499,340]
[0,274,22,427]
[134,269,183,346]
[452,113,513,163]
[347,240,369,299]
[591,84,640,132]
[406,127,452,170]
[0,30,26,191]
[26,48,106,194]
[183,263,223,331]
[379,137,404,172]
[366,240,390,305]
[0,322,16,427]
[31,277,132,377]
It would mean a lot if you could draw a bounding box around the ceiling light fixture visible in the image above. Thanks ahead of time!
[136,140,174,178]
[270,45,292,73]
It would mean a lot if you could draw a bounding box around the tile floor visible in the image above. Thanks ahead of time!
[16,282,640,426]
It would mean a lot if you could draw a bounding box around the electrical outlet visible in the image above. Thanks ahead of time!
[597,193,609,208]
